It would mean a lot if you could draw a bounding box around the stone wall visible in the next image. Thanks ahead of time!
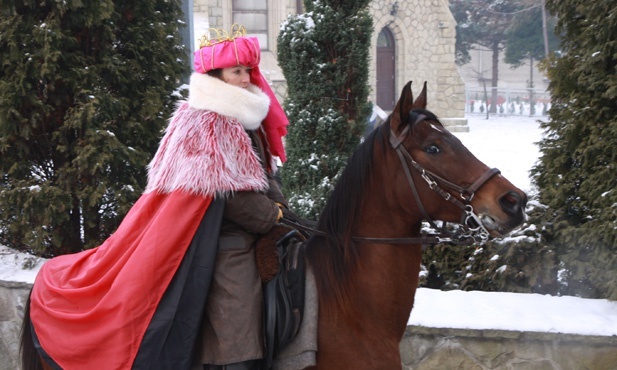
[0,281,31,370]
[400,326,617,370]
[3,280,616,369]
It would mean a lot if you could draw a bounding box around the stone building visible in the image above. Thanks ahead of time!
[192,0,467,130]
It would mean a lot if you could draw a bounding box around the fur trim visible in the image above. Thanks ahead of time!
[188,73,270,130]
[145,103,268,196]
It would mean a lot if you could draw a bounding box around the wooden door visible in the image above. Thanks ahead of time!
[376,28,395,111]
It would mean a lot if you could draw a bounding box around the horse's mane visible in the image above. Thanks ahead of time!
[305,122,388,313]
[305,108,442,313]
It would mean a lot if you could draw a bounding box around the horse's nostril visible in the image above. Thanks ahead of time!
[499,191,524,215]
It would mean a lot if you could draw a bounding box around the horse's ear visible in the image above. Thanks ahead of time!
[390,81,414,134]
[412,81,427,109]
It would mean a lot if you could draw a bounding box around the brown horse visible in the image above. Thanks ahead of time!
[20,81,526,369]
[304,81,526,369]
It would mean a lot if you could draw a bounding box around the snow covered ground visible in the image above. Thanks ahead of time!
[453,113,542,195]
[2,113,616,337]
[409,288,617,337]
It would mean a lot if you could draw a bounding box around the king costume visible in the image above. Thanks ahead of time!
[28,33,288,369]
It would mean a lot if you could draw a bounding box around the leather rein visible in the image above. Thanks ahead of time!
[282,115,500,246]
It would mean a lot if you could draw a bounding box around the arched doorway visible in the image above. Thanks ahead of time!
[376,27,395,111]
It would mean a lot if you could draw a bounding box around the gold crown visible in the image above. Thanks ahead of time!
[199,24,247,48]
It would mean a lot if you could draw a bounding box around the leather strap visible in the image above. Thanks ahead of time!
[279,218,456,245]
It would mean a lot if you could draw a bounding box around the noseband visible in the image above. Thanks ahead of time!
[388,115,500,244]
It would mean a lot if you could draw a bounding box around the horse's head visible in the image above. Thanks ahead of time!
[386,81,527,240]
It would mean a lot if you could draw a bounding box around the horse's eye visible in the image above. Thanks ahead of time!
[425,145,440,154]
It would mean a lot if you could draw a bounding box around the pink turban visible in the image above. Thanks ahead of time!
[194,36,288,162]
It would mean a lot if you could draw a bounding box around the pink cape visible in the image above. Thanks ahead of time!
[30,191,212,369]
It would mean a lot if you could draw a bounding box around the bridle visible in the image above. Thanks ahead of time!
[386,114,500,245]
[282,114,500,246]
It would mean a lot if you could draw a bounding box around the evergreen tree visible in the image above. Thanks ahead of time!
[0,0,188,256]
[421,207,559,296]
[450,0,523,113]
[504,6,560,114]
[504,6,559,67]
[532,0,617,299]
[449,0,476,66]
[277,0,372,218]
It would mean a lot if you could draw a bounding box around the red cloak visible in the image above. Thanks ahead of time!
[29,95,273,369]
[30,191,211,369]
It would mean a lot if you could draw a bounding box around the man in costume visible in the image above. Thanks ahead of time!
[28,25,289,370]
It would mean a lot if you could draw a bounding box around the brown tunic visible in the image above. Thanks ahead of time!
[199,128,286,365]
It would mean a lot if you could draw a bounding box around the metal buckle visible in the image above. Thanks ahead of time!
[421,170,438,189]
[462,206,490,243]
[460,190,475,202]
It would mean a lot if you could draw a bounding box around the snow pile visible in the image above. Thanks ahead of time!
[0,245,46,283]
[409,288,617,336]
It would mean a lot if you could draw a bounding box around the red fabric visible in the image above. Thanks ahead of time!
[253,71,288,162]
[30,191,212,369]
[193,36,261,75]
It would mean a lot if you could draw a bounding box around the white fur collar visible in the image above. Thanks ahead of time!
[188,72,270,130]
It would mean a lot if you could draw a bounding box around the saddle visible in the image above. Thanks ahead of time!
[255,224,308,369]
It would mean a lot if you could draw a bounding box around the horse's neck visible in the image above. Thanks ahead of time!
[359,164,424,240]
[348,191,424,329]
[349,163,426,323]
[355,241,423,321]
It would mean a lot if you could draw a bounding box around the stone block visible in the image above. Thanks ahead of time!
[552,342,617,370]
[441,118,469,132]
[414,344,483,370]
[462,338,515,368]
[509,359,559,370]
